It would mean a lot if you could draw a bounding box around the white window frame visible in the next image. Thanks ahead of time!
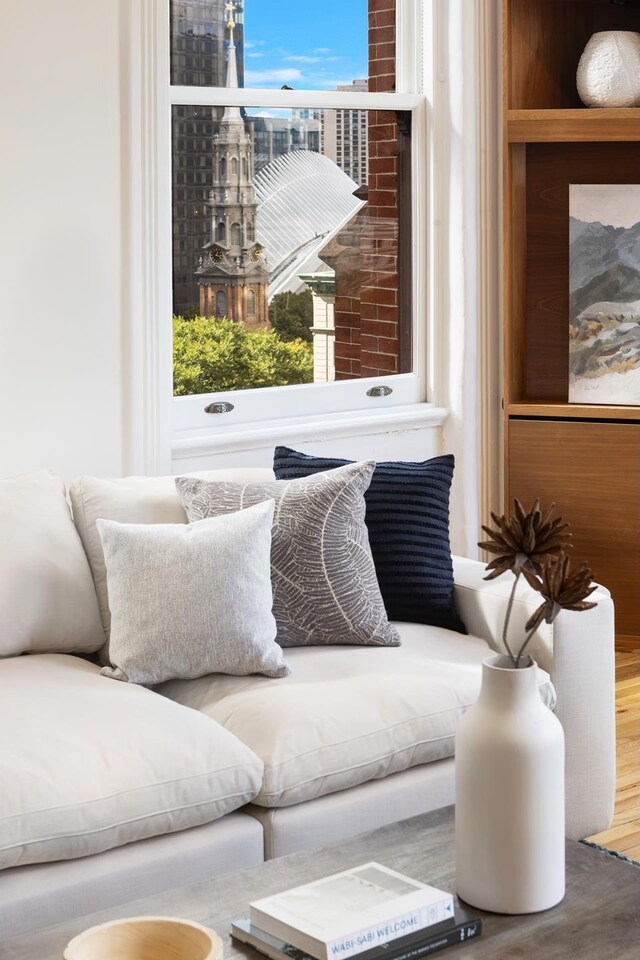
[121,0,433,473]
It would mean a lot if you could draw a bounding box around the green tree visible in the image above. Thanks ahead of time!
[173,315,313,396]
[269,289,313,342]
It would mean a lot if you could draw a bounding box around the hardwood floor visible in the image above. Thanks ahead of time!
[587,646,640,859]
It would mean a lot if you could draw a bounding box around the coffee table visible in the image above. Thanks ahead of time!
[4,806,639,959]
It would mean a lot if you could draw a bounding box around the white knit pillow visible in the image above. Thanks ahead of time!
[98,500,289,684]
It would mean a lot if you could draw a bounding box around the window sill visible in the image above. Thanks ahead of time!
[171,402,448,462]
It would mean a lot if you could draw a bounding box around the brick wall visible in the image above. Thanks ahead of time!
[331,0,405,381]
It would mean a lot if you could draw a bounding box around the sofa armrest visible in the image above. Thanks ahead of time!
[452,556,616,840]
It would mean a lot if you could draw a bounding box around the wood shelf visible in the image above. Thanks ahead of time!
[507,109,640,143]
[503,0,640,637]
[507,402,640,421]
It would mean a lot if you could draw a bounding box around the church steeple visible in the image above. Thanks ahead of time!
[222,2,242,123]
[194,3,270,331]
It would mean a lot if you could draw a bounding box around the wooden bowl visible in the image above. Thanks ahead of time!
[63,916,223,960]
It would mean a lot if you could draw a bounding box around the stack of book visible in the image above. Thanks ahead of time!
[231,863,481,960]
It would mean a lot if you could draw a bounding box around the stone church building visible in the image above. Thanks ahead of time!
[195,7,269,330]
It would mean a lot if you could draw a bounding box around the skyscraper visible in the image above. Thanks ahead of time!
[170,0,245,315]
[322,80,369,187]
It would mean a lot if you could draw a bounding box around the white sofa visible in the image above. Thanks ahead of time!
[0,468,616,939]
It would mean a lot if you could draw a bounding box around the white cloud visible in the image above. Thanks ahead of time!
[284,55,322,63]
[244,40,266,49]
[247,52,265,58]
[244,68,302,84]
[313,47,332,53]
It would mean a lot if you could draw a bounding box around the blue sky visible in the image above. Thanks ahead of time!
[240,0,368,89]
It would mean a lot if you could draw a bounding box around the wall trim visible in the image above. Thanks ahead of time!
[422,0,501,557]
[475,0,502,528]
[120,0,172,475]
[172,403,448,461]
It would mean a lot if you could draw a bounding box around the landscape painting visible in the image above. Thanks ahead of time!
[569,184,640,405]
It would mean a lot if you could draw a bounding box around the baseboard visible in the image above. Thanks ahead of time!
[616,636,640,653]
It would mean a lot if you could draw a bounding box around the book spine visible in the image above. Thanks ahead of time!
[382,920,482,960]
[326,898,455,960]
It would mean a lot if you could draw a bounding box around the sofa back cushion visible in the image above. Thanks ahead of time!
[69,468,273,640]
[0,471,103,657]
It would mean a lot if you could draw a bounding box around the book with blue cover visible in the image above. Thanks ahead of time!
[248,863,456,960]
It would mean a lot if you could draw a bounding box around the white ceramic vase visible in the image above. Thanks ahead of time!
[455,654,565,914]
[577,31,640,107]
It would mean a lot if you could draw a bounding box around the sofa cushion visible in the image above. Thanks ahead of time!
[273,448,466,633]
[158,624,556,808]
[175,463,400,648]
[69,468,274,640]
[0,471,104,657]
[98,503,289,684]
[0,655,264,870]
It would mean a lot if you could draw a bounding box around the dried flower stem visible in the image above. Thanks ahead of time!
[502,571,521,668]
[515,624,538,670]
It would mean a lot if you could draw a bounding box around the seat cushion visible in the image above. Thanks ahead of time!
[158,624,556,808]
[0,470,104,657]
[69,468,274,640]
[0,655,264,870]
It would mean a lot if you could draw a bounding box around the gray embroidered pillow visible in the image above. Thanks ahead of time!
[97,500,289,684]
[175,462,400,648]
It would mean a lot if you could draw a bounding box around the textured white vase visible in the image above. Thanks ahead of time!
[455,655,565,914]
[577,31,640,107]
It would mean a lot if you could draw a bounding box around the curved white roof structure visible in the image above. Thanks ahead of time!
[253,150,364,297]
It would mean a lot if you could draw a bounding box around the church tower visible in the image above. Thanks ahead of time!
[196,2,269,330]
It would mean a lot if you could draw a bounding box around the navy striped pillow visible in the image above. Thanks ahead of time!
[273,447,466,633]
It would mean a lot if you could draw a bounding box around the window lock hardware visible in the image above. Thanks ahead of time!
[204,401,235,414]
[366,385,393,398]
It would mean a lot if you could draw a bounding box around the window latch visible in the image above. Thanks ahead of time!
[204,401,235,414]
[366,385,393,398]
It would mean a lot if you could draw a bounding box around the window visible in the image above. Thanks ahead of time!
[230,221,242,246]
[167,0,424,429]
[215,289,227,316]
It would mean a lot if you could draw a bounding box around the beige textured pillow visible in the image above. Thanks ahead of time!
[0,471,103,656]
[176,463,401,648]
[98,500,289,685]
[69,468,274,641]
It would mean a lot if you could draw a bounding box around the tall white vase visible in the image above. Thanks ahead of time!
[455,655,565,914]
[577,31,640,107]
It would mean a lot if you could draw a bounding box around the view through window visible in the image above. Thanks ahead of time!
[170,0,411,397]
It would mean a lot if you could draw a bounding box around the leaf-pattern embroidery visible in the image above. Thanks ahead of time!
[176,463,400,648]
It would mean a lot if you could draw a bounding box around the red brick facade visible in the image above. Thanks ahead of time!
[331,0,408,381]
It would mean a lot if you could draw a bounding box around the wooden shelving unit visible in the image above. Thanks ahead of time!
[502,0,640,639]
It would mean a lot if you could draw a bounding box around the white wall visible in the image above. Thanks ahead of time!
[172,414,443,474]
[0,1,497,564]
[0,0,123,480]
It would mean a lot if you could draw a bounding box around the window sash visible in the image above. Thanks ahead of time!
[162,4,427,433]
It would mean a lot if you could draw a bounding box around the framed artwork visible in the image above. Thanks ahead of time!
[569,184,640,405]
